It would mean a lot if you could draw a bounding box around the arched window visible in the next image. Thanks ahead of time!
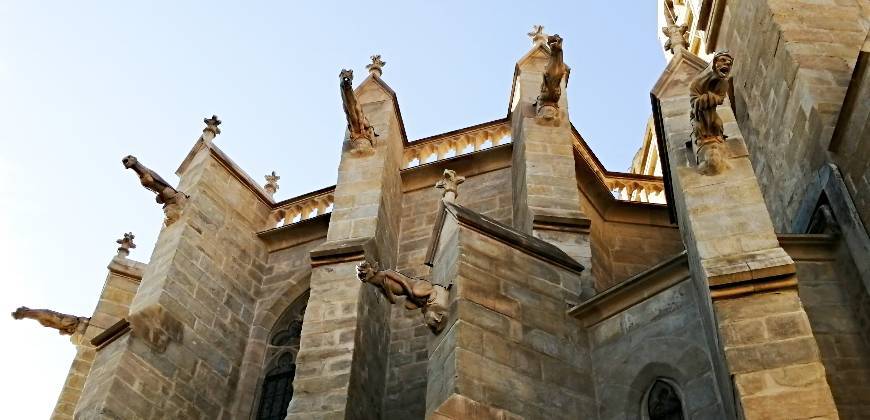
[256,291,309,420]
[647,379,684,420]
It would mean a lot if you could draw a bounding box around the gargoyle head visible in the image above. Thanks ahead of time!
[547,34,563,52]
[355,261,378,283]
[11,306,29,320]
[712,51,733,79]
[339,69,354,87]
[122,155,138,168]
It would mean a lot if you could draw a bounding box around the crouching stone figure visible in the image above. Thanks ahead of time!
[356,261,449,334]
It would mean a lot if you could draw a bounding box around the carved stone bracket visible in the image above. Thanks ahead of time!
[116,232,136,257]
[536,34,569,120]
[435,169,465,203]
[11,306,89,336]
[356,261,448,334]
[689,51,734,175]
[339,69,376,156]
[128,305,184,353]
[122,155,190,226]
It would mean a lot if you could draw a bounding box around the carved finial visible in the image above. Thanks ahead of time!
[202,115,222,141]
[366,55,386,77]
[435,169,466,203]
[661,0,689,53]
[690,51,734,175]
[11,306,89,336]
[116,232,136,257]
[264,171,280,197]
[528,25,547,45]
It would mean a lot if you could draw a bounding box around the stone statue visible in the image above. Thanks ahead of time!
[122,155,189,225]
[537,34,569,120]
[339,69,376,155]
[689,51,734,175]
[264,171,280,197]
[435,169,465,203]
[366,55,386,77]
[11,306,89,336]
[356,261,449,334]
[662,0,688,53]
[116,232,136,257]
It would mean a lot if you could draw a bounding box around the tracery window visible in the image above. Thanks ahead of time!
[255,291,309,420]
[647,379,684,420]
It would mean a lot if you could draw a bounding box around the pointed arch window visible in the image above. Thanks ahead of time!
[255,291,309,420]
[647,379,684,420]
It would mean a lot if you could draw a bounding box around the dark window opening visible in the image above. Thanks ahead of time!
[648,380,684,420]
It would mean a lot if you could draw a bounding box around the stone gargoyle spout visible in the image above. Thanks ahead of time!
[689,51,734,175]
[122,155,189,225]
[537,34,569,119]
[11,306,89,336]
[356,261,449,334]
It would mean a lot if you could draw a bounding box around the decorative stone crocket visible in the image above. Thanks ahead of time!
[122,155,189,225]
[537,34,569,120]
[689,51,734,175]
[339,69,376,155]
[356,261,449,334]
[11,306,89,336]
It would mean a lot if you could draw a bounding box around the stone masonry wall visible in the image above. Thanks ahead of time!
[384,167,513,419]
[588,278,727,419]
[76,147,272,419]
[716,0,867,231]
[797,240,870,418]
[426,220,595,419]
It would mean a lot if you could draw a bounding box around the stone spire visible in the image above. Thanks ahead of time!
[527,25,547,46]
[264,171,280,197]
[366,55,386,77]
[116,232,136,257]
[435,169,465,203]
[202,115,222,143]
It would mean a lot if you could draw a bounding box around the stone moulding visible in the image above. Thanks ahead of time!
[90,318,131,351]
[309,237,378,268]
[424,201,585,275]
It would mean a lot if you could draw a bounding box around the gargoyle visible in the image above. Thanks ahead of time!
[340,69,376,154]
[689,51,734,175]
[11,306,89,336]
[356,261,448,334]
[537,34,569,119]
[122,155,189,224]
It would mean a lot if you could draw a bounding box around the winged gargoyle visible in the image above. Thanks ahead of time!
[537,34,570,119]
[356,261,448,334]
[339,69,376,154]
[122,155,189,224]
[11,306,89,336]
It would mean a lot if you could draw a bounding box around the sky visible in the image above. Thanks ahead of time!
[0,1,666,418]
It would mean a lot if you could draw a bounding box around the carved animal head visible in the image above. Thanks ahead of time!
[355,261,378,283]
[712,51,733,79]
[339,69,354,87]
[11,306,29,320]
[122,155,138,169]
[547,34,563,52]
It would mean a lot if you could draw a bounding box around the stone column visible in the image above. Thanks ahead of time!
[76,139,273,418]
[285,74,403,419]
[509,32,592,300]
[652,50,838,419]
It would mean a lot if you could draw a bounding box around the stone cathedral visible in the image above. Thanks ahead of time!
[13,1,870,419]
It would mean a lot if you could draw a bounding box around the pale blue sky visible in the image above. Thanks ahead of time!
[0,2,665,418]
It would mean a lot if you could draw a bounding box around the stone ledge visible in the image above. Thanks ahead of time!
[425,201,584,274]
[568,251,689,327]
[90,318,131,351]
[107,256,146,281]
[400,143,512,193]
[257,213,330,253]
[310,237,378,267]
[778,233,838,262]
[704,247,796,287]
[531,213,591,233]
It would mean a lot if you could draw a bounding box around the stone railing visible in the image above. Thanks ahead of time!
[270,187,335,228]
[403,119,511,168]
[604,175,666,204]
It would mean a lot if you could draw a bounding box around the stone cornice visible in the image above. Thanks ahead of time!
[425,202,585,275]
[90,318,131,351]
[568,251,689,327]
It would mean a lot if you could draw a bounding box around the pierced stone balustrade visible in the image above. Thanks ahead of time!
[270,188,336,228]
[403,119,511,168]
[605,176,666,204]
